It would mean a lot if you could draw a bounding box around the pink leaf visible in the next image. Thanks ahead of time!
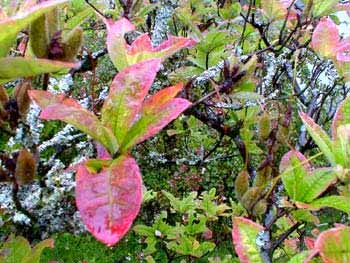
[29,90,118,155]
[128,34,153,55]
[104,18,196,70]
[101,59,162,143]
[121,83,191,151]
[311,17,340,59]
[305,237,315,250]
[105,17,135,70]
[129,34,197,60]
[95,143,112,160]
[232,217,264,263]
[75,155,142,246]
[335,42,350,62]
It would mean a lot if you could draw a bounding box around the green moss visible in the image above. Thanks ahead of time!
[41,232,143,263]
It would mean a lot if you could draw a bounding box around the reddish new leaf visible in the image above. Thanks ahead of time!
[105,17,135,70]
[29,90,118,155]
[121,83,191,151]
[311,17,340,59]
[103,17,196,70]
[75,155,142,246]
[127,34,197,65]
[101,59,161,143]
[232,217,264,263]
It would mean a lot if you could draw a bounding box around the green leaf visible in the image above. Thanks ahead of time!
[315,225,350,263]
[0,236,31,263]
[22,239,54,263]
[28,90,119,155]
[0,57,76,84]
[286,251,317,263]
[232,217,264,263]
[332,97,350,139]
[162,191,198,214]
[166,236,215,258]
[307,196,350,214]
[312,0,339,17]
[101,59,161,144]
[65,8,93,30]
[0,0,69,57]
[280,151,310,202]
[299,112,336,165]
[291,209,319,224]
[301,168,336,203]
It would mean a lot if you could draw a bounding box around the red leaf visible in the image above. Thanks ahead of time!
[305,237,315,250]
[121,83,191,151]
[29,90,118,155]
[75,155,142,246]
[101,59,162,143]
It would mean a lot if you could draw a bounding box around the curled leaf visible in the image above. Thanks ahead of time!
[15,149,36,185]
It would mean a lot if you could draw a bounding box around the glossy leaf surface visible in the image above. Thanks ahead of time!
[0,57,77,84]
[28,90,118,155]
[232,217,264,263]
[75,155,142,246]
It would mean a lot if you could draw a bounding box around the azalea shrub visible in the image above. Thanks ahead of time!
[2,0,350,263]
